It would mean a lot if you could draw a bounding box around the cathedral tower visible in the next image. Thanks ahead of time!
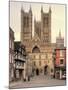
[21,6,32,44]
[41,6,51,44]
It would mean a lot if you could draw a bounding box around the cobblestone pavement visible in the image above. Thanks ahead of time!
[9,75,66,89]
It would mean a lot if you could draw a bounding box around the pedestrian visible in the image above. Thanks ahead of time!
[28,76,30,81]
[50,69,54,79]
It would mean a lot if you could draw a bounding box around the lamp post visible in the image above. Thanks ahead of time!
[52,50,56,78]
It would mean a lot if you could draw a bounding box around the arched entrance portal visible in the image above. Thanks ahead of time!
[32,46,40,53]
[44,65,48,75]
[36,68,39,75]
[32,46,40,76]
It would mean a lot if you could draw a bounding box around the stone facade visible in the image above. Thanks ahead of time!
[21,6,55,75]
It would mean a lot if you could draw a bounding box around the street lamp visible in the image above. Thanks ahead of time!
[52,50,56,78]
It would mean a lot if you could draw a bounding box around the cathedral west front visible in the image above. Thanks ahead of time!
[21,6,55,76]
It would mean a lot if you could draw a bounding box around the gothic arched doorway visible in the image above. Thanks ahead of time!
[44,65,48,75]
[36,68,39,75]
[32,46,40,53]
[32,46,40,76]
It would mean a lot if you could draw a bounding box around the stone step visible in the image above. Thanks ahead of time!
[31,75,51,81]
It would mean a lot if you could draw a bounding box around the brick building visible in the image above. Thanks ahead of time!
[54,47,66,79]
[53,31,66,79]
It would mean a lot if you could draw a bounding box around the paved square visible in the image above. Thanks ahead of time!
[9,75,66,89]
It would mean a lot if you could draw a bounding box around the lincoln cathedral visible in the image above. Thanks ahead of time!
[21,6,56,76]
[9,2,66,87]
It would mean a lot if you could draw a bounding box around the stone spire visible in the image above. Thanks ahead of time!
[29,5,32,13]
[41,5,43,13]
[21,5,24,13]
[49,6,51,13]
[59,30,61,38]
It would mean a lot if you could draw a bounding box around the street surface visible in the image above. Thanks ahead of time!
[9,75,66,89]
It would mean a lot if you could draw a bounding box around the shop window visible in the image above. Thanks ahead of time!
[60,50,63,57]
[60,59,64,64]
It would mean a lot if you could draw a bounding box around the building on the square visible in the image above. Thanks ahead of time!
[53,31,66,79]
[14,41,32,81]
[9,27,14,82]
[21,6,55,76]
[54,47,66,79]
[14,41,26,81]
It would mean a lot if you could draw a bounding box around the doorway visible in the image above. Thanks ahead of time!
[36,68,39,75]
[19,69,23,80]
[44,65,48,75]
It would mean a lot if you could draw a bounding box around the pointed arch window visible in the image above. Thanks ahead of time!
[32,46,40,53]
[23,16,29,27]
[43,17,48,27]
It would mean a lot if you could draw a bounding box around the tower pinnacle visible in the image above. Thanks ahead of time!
[41,5,43,13]
[49,6,51,13]
[29,5,32,12]
[59,30,61,38]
